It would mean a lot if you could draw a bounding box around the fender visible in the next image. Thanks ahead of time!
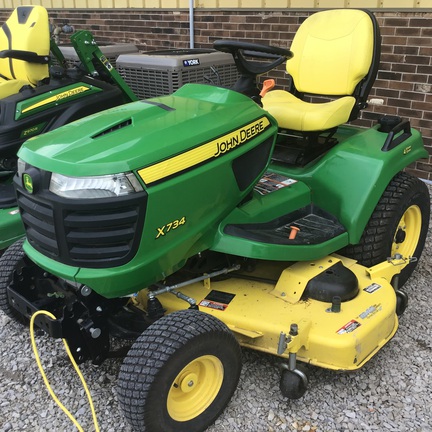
[0,207,23,250]
[283,124,427,243]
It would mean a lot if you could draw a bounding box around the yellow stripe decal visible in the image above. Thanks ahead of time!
[21,85,92,113]
[138,116,271,185]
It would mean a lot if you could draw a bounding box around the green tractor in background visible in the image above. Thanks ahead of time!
[0,5,137,250]
[0,8,430,432]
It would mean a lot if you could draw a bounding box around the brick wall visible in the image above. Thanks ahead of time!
[2,0,432,8]
[1,8,431,180]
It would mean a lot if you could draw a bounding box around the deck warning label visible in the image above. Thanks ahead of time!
[199,290,235,311]
[255,171,297,195]
[337,320,361,335]
[363,283,382,294]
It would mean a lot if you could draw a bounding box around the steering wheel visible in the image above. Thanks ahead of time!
[213,40,293,76]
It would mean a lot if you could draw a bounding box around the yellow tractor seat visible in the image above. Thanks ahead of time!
[0,5,50,100]
[0,78,32,100]
[262,9,381,132]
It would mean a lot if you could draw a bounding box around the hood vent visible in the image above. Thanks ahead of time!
[92,119,132,139]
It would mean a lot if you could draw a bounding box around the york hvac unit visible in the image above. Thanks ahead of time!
[58,43,139,69]
[116,49,239,99]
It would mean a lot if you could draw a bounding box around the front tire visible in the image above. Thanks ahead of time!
[0,238,26,323]
[117,309,242,432]
[342,172,430,287]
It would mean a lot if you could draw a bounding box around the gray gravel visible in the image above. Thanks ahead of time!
[1,184,431,432]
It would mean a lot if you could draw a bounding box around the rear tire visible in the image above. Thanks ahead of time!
[117,309,242,432]
[0,238,26,323]
[342,172,430,287]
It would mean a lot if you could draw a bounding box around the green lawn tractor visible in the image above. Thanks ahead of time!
[0,5,137,251]
[0,9,430,432]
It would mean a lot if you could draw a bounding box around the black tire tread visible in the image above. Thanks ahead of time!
[0,238,25,320]
[341,171,430,285]
[117,309,241,432]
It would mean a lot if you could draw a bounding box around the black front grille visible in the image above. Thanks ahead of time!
[15,170,147,268]
[19,193,58,255]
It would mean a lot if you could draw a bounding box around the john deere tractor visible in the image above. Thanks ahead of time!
[0,5,137,251]
[0,8,429,432]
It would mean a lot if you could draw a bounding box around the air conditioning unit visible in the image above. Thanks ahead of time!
[58,43,139,69]
[116,49,239,99]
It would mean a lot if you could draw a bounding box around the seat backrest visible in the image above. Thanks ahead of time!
[288,9,380,102]
[0,6,50,86]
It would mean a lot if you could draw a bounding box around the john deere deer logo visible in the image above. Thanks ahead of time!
[23,173,33,194]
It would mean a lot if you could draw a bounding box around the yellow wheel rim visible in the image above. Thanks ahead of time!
[391,205,422,258]
[167,354,224,422]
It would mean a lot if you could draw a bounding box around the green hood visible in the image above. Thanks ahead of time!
[18,84,270,177]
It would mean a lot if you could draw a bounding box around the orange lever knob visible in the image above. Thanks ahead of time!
[260,79,275,98]
[289,226,300,240]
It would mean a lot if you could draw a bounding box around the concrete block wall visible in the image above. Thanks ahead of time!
[1,5,431,179]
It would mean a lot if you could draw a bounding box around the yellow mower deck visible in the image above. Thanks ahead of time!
[137,254,401,371]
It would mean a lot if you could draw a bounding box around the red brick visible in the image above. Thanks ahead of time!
[405,55,430,65]
[381,53,405,63]
[371,105,397,116]
[405,167,429,180]
[400,91,425,101]
[410,18,432,27]
[417,65,432,75]
[394,45,419,55]
[388,98,412,108]
[410,118,432,129]
[378,88,401,98]
[403,73,429,83]
[397,108,423,118]
[422,110,432,120]
[378,71,402,81]
[407,37,432,46]
[379,62,392,71]
[383,18,409,27]
[229,15,247,23]
[379,26,395,36]
[418,127,432,138]
[382,36,409,46]
[373,79,391,89]
[395,27,421,37]
[419,46,432,56]
[380,44,394,54]
[391,63,417,73]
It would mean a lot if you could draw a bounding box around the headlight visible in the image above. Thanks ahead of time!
[49,172,143,199]
[17,158,26,178]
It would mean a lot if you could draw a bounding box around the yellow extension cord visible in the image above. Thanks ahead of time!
[30,310,100,432]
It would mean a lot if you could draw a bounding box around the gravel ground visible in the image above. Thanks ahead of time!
[0,184,431,432]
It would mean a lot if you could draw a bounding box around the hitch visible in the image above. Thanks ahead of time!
[7,267,124,365]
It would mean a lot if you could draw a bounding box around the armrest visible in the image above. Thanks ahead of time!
[0,49,49,64]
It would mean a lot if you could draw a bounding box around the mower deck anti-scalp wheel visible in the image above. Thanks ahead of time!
[117,309,242,432]
[0,238,27,323]
[280,364,309,400]
[342,171,430,287]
